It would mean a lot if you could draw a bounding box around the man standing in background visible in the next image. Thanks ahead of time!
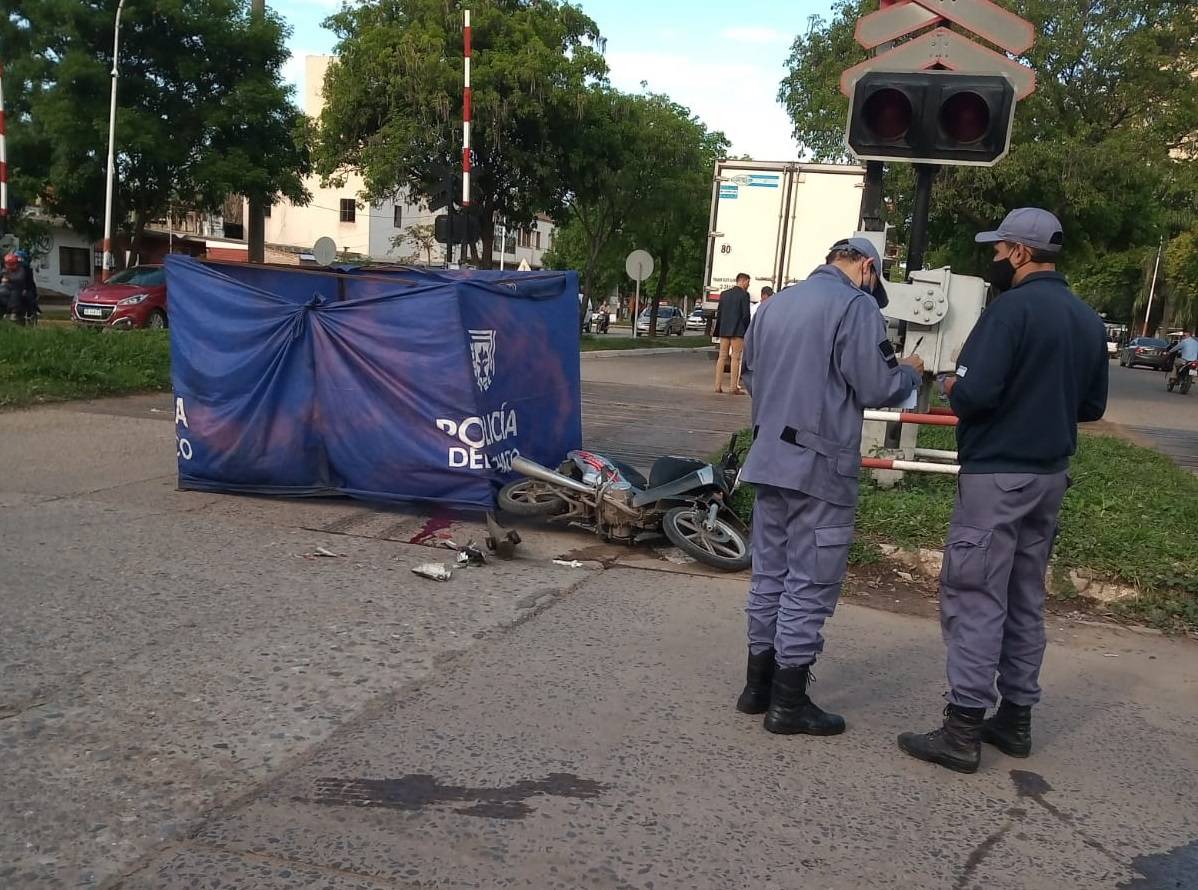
[714,272,752,394]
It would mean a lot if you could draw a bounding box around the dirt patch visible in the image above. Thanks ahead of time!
[555,543,629,568]
[1084,419,1157,449]
[846,555,1177,636]
[844,562,941,620]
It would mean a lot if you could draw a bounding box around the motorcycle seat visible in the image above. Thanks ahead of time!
[610,460,648,490]
[649,456,708,489]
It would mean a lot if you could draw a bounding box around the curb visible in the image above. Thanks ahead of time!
[581,347,717,360]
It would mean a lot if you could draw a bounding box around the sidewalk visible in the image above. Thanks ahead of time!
[119,566,1198,890]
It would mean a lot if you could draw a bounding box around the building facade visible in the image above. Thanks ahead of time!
[257,55,555,269]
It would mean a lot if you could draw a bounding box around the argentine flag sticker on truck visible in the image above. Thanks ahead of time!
[747,174,781,188]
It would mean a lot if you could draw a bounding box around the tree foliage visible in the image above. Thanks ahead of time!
[547,87,727,327]
[1,0,310,252]
[622,93,727,333]
[316,0,606,268]
[1166,230,1198,330]
[779,0,1198,302]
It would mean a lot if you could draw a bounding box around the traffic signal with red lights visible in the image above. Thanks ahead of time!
[846,71,1016,166]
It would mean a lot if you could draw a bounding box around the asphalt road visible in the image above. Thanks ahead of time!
[1101,361,1198,472]
[1,352,1195,890]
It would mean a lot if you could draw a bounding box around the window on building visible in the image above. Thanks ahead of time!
[263,203,272,218]
[520,229,531,248]
[60,246,91,277]
[535,231,542,250]
[339,199,356,223]
[393,205,403,228]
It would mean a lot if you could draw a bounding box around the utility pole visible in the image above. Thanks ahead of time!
[1143,238,1164,337]
[101,0,127,281]
[246,0,266,263]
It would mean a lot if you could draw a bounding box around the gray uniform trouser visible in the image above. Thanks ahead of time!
[941,471,1069,710]
[747,484,856,666]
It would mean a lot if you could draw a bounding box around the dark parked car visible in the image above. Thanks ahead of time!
[1119,337,1172,371]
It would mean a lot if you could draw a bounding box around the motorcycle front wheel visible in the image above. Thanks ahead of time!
[497,479,568,516]
[662,506,752,572]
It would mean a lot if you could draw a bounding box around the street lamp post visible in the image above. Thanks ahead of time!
[101,0,127,281]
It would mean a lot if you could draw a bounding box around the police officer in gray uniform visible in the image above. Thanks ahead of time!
[736,237,924,735]
[899,209,1108,773]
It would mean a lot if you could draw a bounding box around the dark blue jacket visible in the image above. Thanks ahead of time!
[950,271,1108,474]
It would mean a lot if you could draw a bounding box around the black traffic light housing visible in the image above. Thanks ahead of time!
[846,71,1016,166]
[428,171,461,213]
[434,213,481,245]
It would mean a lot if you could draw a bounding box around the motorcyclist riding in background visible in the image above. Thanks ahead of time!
[0,253,29,322]
[1166,330,1198,386]
[12,250,40,325]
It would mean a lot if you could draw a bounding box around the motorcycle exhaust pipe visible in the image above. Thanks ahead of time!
[512,455,595,496]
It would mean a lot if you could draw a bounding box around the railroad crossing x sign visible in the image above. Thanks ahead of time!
[840,0,1036,99]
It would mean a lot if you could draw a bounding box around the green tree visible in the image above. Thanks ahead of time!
[551,86,648,315]
[779,0,1198,284]
[1166,230,1198,330]
[396,223,439,266]
[549,88,727,330]
[541,215,629,303]
[316,0,606,268]
[622,93,728,334]
[2,0,311,256]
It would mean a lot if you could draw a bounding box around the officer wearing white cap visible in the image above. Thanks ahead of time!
[899,208,1109,773]
[735,236,923,736]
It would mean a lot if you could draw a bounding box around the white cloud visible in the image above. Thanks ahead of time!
[605,49,798,161]
[719,26,789,45]
[282,51,312,95]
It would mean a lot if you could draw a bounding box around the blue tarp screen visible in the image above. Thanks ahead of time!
[167,256,582,509]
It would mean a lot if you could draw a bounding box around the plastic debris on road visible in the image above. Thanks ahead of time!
[412,563,454,582]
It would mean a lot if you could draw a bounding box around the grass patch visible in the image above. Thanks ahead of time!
[726,424,1198,632]
[0,325,171,409]
[581,335,712,352]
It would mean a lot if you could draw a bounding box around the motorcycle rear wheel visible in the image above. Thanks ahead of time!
[1182,375,1193,395]
[497,479,568,516]
[662,507,752,572]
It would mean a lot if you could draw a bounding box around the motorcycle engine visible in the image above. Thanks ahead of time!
[598,487,638,542]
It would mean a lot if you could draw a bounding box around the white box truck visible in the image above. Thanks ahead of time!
[702,160,866,313]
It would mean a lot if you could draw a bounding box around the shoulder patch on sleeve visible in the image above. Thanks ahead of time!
[879,339,898,369]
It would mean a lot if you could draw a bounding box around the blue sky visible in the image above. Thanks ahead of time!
[279,0,836,160]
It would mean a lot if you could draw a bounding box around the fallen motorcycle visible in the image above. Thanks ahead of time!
[497,437,751,571]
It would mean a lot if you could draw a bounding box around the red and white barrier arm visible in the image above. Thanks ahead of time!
[913,447,958,462]
[863,409,958,427]
[862,457,960,475]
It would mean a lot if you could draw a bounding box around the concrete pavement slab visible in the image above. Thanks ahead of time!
[0,407,175,499]
[0,495,590,889]
[172,569,1197,890]
[116,846,396,890]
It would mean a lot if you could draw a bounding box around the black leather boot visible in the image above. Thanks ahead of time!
[762,664,846,736]
[735,649,776,714]
[898,705,986,774]
[981,700,1032,758]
